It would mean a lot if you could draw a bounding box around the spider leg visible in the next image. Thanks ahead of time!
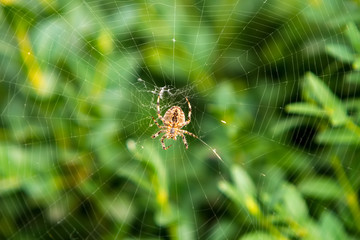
[181,130,198,139]
[186,97,191,120]
[161,135,172,150]
[151,116,165,128]
[157,94,165,123]
[152,130,165,139]
[180,97,192,127]
[179,132,188,149]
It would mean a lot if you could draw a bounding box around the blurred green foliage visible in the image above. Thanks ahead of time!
[1,0,360,239]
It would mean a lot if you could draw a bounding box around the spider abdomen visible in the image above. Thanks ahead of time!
[164,106,185,124]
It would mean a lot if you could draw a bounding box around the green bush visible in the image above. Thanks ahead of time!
[0,0,360,239]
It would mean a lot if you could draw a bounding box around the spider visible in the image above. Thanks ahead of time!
[151,94,198,150]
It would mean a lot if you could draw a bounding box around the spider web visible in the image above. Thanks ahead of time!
[1,0,360,239]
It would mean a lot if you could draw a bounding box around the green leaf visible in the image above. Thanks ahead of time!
[316,128,360,145]
[208,220,238,240]
[117,164,153,192]
[219,165,258,206]
[219,179,261,217]
[353,57,360,70]
[345,71,360,84]
[154,205,178,226]
[285,102,325,117]
[23,175,60,204]
[218,181,242,206]
[325,44,355,63]
[344,98,360,113]
[126,139,168,190]
[231,165,256,197]
[280,184,308,222]
[240,232,276,240]
[99,197,135,224]
[0,177,21,194]
[271,117,307,135]
[303,72,348,126]
[345,22,360,53]
[298,177,342,200]
[320,212,349,240]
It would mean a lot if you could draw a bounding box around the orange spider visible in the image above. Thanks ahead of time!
[151,94,198,150]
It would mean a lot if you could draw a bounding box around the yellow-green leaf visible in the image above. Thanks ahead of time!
[298,177,342,200]
[325,44,355,63]
[316,128,360,145]
[286,102,325,117]
[303,72,348,126]
[345,22,360,53]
